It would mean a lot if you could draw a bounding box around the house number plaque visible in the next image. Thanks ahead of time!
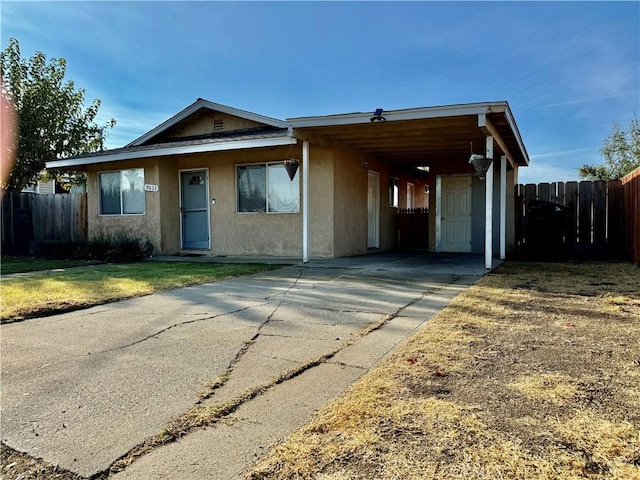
[144,184,159,192]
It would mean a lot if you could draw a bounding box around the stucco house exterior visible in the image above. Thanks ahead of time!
[46,98,529,268]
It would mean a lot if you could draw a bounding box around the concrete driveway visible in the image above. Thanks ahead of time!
[1,253,490,479]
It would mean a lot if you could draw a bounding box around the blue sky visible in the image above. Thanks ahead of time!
[2,1,638,183]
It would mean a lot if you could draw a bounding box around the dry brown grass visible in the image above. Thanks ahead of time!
[247,262,640,480]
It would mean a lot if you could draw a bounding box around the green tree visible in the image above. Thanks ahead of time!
[0,38,115,192]
[579,118,640,181]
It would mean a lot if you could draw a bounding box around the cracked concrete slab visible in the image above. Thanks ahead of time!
[2,319,258,476]
[1,252,488,479]
[112,363,365,480]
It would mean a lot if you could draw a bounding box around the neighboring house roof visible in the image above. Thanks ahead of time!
[46,98,529,170]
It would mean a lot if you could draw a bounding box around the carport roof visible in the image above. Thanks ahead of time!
[288,101,529,168]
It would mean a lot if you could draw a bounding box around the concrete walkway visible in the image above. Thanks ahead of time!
[1,253,490,479]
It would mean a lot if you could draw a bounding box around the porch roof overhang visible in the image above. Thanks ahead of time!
[288,101,529,169]
[45,130,297,169]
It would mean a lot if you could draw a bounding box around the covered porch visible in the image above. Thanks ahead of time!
[290,101,530,268]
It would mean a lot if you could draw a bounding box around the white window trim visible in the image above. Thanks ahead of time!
[235,161,300,214]
[389,176,399,208]
[98,168,146,216]
[406,182,415,209]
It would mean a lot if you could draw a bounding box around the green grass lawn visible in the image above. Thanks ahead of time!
[1,256,98,275]
[0,261,282,322]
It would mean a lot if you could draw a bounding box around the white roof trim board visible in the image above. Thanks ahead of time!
[287,102,505,127]
[127,98,290,147]
[288,101,529,166]
[47,136,297,169]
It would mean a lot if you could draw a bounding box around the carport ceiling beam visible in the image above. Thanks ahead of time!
[478,113,516,169]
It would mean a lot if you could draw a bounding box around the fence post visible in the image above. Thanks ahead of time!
[564,182,578,245]
[593,181,606,246]
[578,181,593,244]
[538,183,551,202]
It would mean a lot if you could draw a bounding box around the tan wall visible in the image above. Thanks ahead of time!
[362,156,397,252]
[333,147,367,257]
[396,171,429,209]
[332,149,430,256]
[174,147,301,256]
[88,144,502,259]
[164,144,332,258]
[158,160,180,253]
[84,144,339,258]
[379,169,398,251]
[87,158,163,253]
[308,147,335,257]
[156,110,265,142]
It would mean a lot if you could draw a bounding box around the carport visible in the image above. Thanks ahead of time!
[290,101,530,268]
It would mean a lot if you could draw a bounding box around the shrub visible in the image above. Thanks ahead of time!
[109,234,153,262]
[76,234,153,262]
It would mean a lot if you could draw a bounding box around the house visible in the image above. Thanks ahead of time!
[22,178,57,195]
[46,98,529,268]
[22,172,87,195]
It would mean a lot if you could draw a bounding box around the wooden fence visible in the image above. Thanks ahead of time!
[397,207,429,249]
[622,168,640,266]
[1,192,88,253]
[515,180,624,253]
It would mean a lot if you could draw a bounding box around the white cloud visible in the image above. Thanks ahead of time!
[530,147,595,160]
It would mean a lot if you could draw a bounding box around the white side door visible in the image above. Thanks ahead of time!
[440,176,472,252]
[367,171,380,248]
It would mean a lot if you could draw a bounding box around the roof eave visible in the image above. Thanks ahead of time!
[287,101,509,128]
[502,102,530,166]
[46,135,297,169]
[289,100,530,167]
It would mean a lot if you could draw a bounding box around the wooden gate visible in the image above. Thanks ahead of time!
[515,181,623,254]
[397,207,429,249]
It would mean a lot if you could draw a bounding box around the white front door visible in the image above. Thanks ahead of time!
[367,171,380,248]
[440,176,472,252]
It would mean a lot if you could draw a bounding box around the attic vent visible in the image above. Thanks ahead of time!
[213,119,224,132]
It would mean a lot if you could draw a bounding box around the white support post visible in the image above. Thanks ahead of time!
[485,136,494,270]
[500,155,507,260]
[302,140,310,263]
[435,175,442,252]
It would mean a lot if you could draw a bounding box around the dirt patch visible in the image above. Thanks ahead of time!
[247,262,640,479]
[0,446,82,480]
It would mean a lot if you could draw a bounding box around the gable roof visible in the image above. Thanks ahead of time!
[127,98,290,147]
